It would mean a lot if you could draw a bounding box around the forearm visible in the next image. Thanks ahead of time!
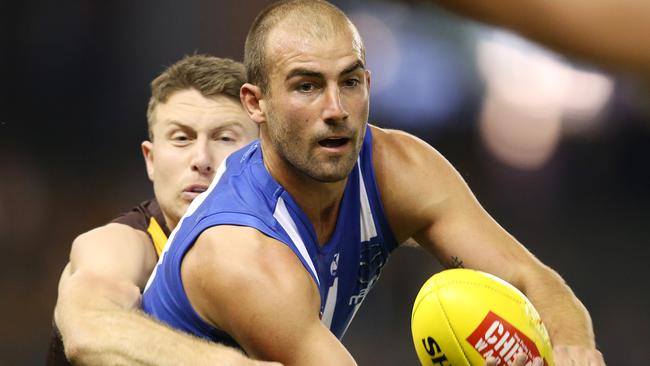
[518,265,595,348]
[56,269,250,366]
[62,306,247,366]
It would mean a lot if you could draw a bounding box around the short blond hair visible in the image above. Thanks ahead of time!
[147,54,246,139]
[244,0,364,95]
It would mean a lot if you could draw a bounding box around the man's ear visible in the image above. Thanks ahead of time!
[141,140,155,182]
[240,83,267,125]
[365,69,371,94]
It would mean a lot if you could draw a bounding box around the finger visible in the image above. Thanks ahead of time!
[485,356,498,366]
[512,353,527,366]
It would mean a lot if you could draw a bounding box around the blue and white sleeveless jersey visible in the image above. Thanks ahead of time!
[142,126,399,344]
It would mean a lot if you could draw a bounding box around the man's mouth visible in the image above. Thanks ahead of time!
[185,186,207,194]
[318,137,350,148]
[182,184,209,201]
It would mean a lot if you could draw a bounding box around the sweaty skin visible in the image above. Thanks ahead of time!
[54,87,277,366]
[170,5,601,365]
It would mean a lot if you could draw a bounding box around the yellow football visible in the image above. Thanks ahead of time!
[411,269,554,366]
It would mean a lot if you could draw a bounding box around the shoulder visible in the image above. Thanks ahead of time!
[180,227,355,364]
[370,125,449,170]
[181,225,320,329]
[368,125,466,242]
[72,223,151,255]
[369,125,457,193]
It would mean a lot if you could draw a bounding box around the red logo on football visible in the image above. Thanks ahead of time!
[466,311,548,366]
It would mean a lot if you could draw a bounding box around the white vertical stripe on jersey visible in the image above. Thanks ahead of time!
[321,277,339,328]
[144,156,229,291]
[358,163,377,242]
[339,163,377,336]
[273,197,321,287]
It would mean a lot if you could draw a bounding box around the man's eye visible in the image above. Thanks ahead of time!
[298,82,315,92]
[344,78,360,88]
[218,135,236,142]
[172,134,189,142]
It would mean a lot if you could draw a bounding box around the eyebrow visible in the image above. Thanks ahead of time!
[285,60,366,81]
[341,60,365,75]
[165,120,245,131]
[165,120,191,130]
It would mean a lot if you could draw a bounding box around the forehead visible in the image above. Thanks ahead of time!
[265,21,364,78]
[153,89,249,129]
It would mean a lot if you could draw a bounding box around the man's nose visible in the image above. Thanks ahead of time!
[190,139,213,175]
[322,86,349,124]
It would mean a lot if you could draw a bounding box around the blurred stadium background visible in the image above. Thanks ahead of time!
[1,0,648,364]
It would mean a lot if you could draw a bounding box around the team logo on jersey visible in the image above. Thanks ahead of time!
[349,238,387,306]
[330,253,339,276]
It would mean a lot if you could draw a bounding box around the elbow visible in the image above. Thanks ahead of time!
[514,260,567,294]
[64,336,95,364]
[58,300,117,366]
[520,261,586,306]
[55,272,129,364]
[60,317,105,365]
[56,301,102,364]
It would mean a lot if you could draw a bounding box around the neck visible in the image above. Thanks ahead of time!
[163,214,178,233]
[261,141,347,245]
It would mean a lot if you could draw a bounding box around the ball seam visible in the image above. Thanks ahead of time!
[433,278,474,366]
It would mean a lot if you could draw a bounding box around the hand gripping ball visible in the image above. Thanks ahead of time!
[411,269,554,366]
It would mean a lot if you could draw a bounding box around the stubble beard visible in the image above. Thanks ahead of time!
[266,111,360,183]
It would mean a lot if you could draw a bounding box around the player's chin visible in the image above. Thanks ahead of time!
[313,160,356,182]
[174,199,192,218]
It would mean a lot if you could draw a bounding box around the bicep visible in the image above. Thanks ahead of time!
[58,223,154,313]
[182,226,356,366]
[233,298,354,365]
[69,223,157,289]
[374,128,541,287]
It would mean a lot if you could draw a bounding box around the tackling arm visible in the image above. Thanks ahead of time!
[372,126,603,364]
[182,225,357,366]
[55,223,269,366]
[431,0,650,75]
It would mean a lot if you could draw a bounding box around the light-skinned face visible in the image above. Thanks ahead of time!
[259,21,371,184]
[142,89,259,229]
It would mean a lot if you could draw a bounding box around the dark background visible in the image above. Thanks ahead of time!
[1,1,648,365]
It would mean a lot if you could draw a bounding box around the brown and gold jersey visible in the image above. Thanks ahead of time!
[46,199,171,366]
[110,199,171,257]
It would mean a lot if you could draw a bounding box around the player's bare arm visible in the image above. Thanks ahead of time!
[182,225,357,366]
[55,223,265,366]
[431,0,650,76]
[371,126,602,364]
